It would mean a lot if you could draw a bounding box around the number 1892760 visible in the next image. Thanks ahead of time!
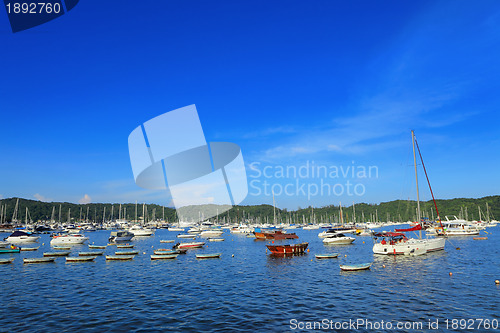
[6,2,62,14]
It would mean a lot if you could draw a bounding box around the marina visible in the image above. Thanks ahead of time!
[0,222,498,331]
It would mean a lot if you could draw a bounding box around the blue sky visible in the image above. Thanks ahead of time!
[1,0,499,209]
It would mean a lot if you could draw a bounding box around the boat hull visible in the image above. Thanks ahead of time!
[373,237,445,255]
[266,242,308,255]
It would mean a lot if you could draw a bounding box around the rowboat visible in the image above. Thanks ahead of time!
[52,246,71,250]
[154,249,176,255]
[79,251,104,256]
[266,242,308,255]
[0,258,14,264]
[173,242,205,249]
[196,253,221,259]
[160,240,175,243]
[150,254,179,260]
[0,247,21,254]
[208,238,225,242]
[114,250,139,255]
[88,245,107,249]
[44,251,70,257]
[106,255,134,260]
[20,247,39,251]
[23,257,56,264]
[339,262,372,271]
[116,244,134,249]
[315,253,339,259]
[66,256,97,262]
[473,237,488,240]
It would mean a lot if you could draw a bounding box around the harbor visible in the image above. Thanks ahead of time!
[0,224,499,331]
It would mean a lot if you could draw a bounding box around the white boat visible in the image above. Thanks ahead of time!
[108,231,134,242]
[372,131,446,255]
[303,225,320,230]
[230,226,253,234]
[128,225,155,236]
[167,227,185,232]
[340,262,372,271]
[50,234,89,245]
[323,233,356,245]
[173,242,205,249]
[199,229,224,238]
[4,230,40,244]
[177,234,196,239]
[437,217,480,236]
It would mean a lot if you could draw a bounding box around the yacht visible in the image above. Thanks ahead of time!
[50,233,89,245]
[128,225,155,236]
[108,231,134,243]
[322,233,356,245]
[4,230,40,243]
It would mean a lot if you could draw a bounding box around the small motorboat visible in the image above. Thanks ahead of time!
[106,255,134,260]
[43,251,71,257]
[160,240,175,243]
[19,246,40,251]
[108,231,134,243]
[322,233,356,245]
[78,251,104,256]
[315,253,339,259]
[116,244,134,249]
[50,234,88,245]
[0,258,14,264]
[173,242,205,249]
[0,246,21,253]
[199,230,224,238]
[167,227,184,232]
[196,253,221,259]
[5,230,40,244]
[150,254,179,260]
[114,250,139,255]
[177,234,196,239]
[66,256,97,262]
[128,225,155,237]
[339,262,372,271]
[266,242,309,255]
[23,257,56,264]
[52,245,71,250]
[208,238,225,242]
[88,245,107,249]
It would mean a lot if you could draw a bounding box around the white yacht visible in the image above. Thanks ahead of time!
[199,229,224,238]
[322,233,356,245]
[4,230,40,244]
[50,233,89,245]
[128,225,155,236]
[108,231,134,243]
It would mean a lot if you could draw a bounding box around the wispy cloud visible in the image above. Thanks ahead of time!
[34,193,52,202]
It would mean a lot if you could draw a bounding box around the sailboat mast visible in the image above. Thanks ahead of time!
[272,190,276,224]
[412,130,422,239]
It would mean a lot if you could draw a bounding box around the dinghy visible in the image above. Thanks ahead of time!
[339,262,372,271]
[150,254,179,260]
[44,251,70,257]
[196,253,221,259]
[114,250,139,255]
[66,256,97,262]
[23,257,56,264]
[88,245,107,249]
[315,253,339,259]
[20,247,39,251]
[0,258,14,264]
[106,255,134,260]
[160,240,175,243]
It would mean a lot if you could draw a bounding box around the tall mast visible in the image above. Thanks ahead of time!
[412,130,422,239]
[339,202,344,225]
[272,190,276,224]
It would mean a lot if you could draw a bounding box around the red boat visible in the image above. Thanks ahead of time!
[266,242,308,255]
[254,228,298,240]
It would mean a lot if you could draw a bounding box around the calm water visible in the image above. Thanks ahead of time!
[0,227,499,332]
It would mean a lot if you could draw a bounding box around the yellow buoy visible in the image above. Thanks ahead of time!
[495,280,499,284]
[362,241,365,244]
[383,265,386,268]
[232,254,235,257]
[344,255,347,257]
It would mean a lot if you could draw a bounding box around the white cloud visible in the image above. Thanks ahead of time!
[78,194,92,204]
[34,193,52,202]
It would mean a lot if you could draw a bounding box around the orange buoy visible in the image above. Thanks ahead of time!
[449,272,453,276]
[495,280,499,284]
